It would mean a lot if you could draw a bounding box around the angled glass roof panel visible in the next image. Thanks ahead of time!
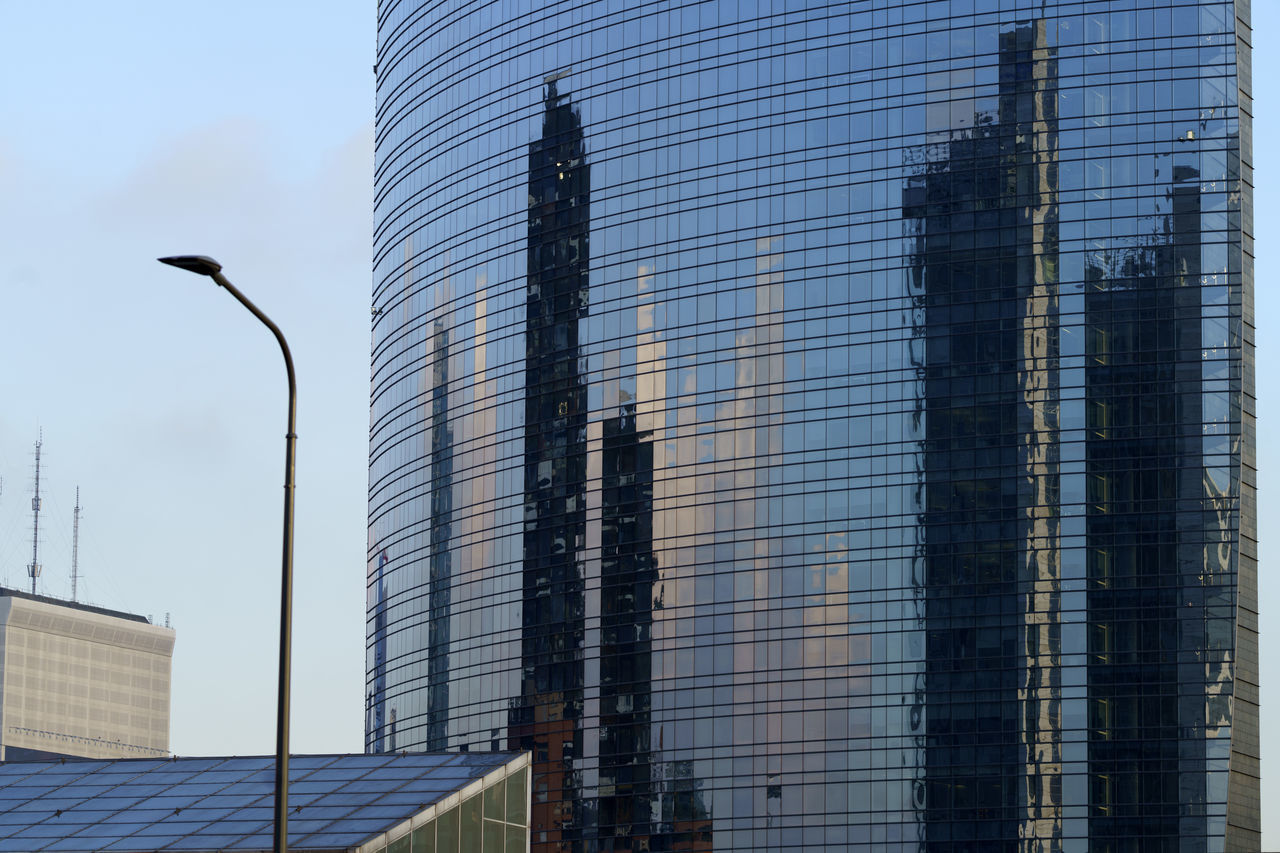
[223,781,274,795]
[216,806,273,821]
[206,757,271,770]
[305,791,380,809]
[358,766,436,779]
[8,824,74,839]
[17,795,83,811]
[299,754,390,769]
[43,839,118,853]
[133,771,200,785]
[192,792,268,809]
[342,778,407,794]
[162,835,248,850]
[288,780,347,795]
[4,786,58,802]
[97,759,171,773]
[61,821,129,836]
[362,790,439,806]
[276,818,334,834]
[185,770,254,784]
[51,810,118,825]
[301,768,373,783]
[340,805,415,823]
[157,758,223,772]
[292,831,376,847]
[169,822,262,841]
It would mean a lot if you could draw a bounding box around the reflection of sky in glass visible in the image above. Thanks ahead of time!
[369,2,1255,850]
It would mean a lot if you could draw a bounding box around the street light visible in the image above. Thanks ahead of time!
[158,255,297,853]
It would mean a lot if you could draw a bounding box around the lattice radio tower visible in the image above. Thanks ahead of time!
[71,486,81,602]
[28,437,42,595]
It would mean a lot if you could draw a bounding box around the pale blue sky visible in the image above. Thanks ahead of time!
[0,1,373,756]
[0,1,1274,844]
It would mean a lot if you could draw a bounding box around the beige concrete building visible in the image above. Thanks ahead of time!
[0,587,174,761]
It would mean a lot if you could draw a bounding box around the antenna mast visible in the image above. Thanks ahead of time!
[71,487,81,602]
[28,437,42,595]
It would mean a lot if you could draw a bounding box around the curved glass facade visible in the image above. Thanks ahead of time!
[369,2,1256,851]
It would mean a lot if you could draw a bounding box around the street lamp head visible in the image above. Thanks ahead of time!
[158,255,223,276]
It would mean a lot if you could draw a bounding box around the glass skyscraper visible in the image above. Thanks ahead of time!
[369,2,1257,850]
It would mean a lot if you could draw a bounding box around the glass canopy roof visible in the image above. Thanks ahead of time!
[0,751,522,852]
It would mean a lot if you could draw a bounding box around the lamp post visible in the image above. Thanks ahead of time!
[158,255,296,853]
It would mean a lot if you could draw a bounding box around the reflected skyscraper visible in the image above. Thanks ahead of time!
[904,20,1064,844]
[369,3,1257,851]
[512,76,591,847]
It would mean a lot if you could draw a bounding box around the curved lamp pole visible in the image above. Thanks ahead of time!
[158,255,296,853]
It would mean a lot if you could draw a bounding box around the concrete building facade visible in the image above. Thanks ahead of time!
[0,588,174,761]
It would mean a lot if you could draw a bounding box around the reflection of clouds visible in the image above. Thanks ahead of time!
[95,118,374,292]
[4,264,41,288]
[142,406,233,462]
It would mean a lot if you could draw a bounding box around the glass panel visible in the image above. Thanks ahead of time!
[504,768,526,827]
[483,777,505,821]
[412,820,436,853]
[436,806,458,853]
[505,824,525,853]
[483,818,504,853]
[460,794,482,848]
